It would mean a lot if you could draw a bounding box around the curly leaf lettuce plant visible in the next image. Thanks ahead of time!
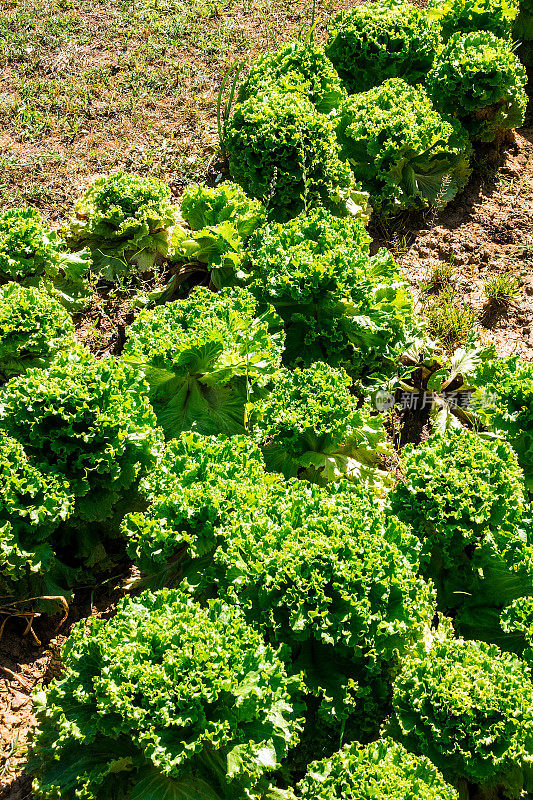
[207,480,435,743]
[0,207,91,310]
[122,433,276,589]
[501,595,533,664]
[238,41,345,114]
[336,79,472,215]
[65,171,180,281]
[390,429,531,638]
[180,181,265,238]
[123,286,284,438]
[0,283,76,382]
[427,0,518,41]
[225,91,365,223]
[245,208,417,378]
[0,349,160,534]
[139,430,268,504]
[325,0,440,93]
[171,181,266,289]
[250,362,390,491]
[29,589,303,800]
[471,356,533,493]
[427,31,527,142]
[391,626,533,799]
[296,737,458,800]
[0,431,76,599]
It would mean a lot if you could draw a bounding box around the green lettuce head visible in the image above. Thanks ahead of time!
[392,627,533,799]
[427,31,527,142]
[65,171,180,281]
[297,737,458,800]
[171,181,266,289]
[427,0,518,41]
[123,286,284,438]
[245,208,417,378]
[225,91,361,223]
[336,79,472,215]
[238,41,345,114]
[0,207,91,310]
[325,0,440,93]
[0,282,76,381]
[29,590,303,800]
[250,362,390,491]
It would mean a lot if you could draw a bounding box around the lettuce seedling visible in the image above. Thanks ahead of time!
[0,282,76,381]
[336,79,472,215]
[225,91,362,223]
[238,41,345,114]
[245,208,416,378]
[427,31,527,142]
[0,207,91,310]
[29,589,303,800]
[0,349,160,528]
[250,362,390,490]
[427,0,518,41]
[297,738,458,800]
[65,171,180,281]
[392,626,533,799]
[325,0,440,93]
[123,286,284,438]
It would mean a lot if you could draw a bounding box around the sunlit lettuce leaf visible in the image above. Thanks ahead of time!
[122,287,284,438]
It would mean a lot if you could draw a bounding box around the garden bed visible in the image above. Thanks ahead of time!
[1,0,533,798]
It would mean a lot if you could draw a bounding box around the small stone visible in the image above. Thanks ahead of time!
[3,712,20,728]
[10,692,28,711]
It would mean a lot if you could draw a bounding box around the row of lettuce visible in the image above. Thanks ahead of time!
[17,428,533,799]
[221,0,532,222]
[3,0,531,313]
[1,169,533,799]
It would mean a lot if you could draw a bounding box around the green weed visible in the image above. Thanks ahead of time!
[421,259,455,293]
[424,286,477,350]
[483,272,521,305]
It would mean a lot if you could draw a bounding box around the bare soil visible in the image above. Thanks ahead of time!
[390,129,533,361]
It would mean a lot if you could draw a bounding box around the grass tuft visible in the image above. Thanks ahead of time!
[483,272,521,306]
[423,286,477,350]
[420,259,455,294]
